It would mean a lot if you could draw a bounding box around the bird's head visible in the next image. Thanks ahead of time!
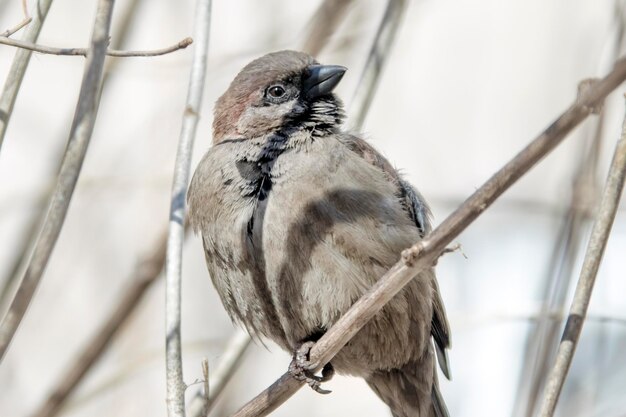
[213,50,346,143]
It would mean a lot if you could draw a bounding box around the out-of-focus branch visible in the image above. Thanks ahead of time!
[0,35,192,57]
[301,0,354,57]
[229,58,626,417]
[187,329,252,417]
[165,0,212,416]
[0,0,54,151]
[350,0,407,130]
[537,98,626,417]
[0,0,116,363]
[0,17,32,37]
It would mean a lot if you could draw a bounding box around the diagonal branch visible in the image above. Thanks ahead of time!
[230,57,626,417]
[165,0,212,416]
[0,35,192,57]
[301,0,354,57]
[0,0,117,363]
[0,17,32,38]
[537,98,626,417]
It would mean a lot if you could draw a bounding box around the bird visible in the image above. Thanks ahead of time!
[187,50,451,417]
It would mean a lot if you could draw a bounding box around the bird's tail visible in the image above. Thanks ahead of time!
[366,352,449,417]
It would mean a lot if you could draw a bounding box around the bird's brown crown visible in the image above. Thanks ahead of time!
[212,50,345,143]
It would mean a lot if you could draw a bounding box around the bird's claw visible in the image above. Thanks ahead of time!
[288,341,334,394]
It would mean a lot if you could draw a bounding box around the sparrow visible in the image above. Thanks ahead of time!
[188,50,451,417]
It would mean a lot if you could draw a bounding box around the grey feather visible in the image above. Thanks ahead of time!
[187,50,451,417]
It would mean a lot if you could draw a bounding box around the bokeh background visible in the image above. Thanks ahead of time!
[1,0,625,416]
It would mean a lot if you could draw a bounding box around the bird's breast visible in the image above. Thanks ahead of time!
[190,137,424,358]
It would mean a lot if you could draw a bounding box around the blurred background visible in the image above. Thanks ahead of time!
[1,0,626,416]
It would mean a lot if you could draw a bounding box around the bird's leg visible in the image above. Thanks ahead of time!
[288,340,334,394]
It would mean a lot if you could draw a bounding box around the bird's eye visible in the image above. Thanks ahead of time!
[267,85,285,98]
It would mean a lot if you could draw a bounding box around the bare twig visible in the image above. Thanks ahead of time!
[230,58,626,417]
[301,0,354,57]
[0,0,116,363]
[350,0,407,130]
[0,0,54,151]
[0,35,193,57]
[537,98,626,417]
[165,0,212,416]
[0,17,32,38]
[187,329,252,417]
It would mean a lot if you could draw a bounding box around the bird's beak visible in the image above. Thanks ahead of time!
[303,64,347,99]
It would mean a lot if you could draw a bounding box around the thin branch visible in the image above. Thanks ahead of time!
[230,58,626,417]
[0,35,193,57]
[537,98,626,417]
[0,0,54,151]
[165,0,212,416]
[187,329,252,417]
[350,0,407,130]
[0,0,116,363]
[0,17,32,38]
[301,0,354,57]
[107,37,192,57]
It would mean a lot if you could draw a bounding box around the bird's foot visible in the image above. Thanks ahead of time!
[288,341,334,394]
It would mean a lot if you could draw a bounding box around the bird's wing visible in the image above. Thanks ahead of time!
[430,278,452,379]
[337,135,430,234]
[339,134,452,380]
